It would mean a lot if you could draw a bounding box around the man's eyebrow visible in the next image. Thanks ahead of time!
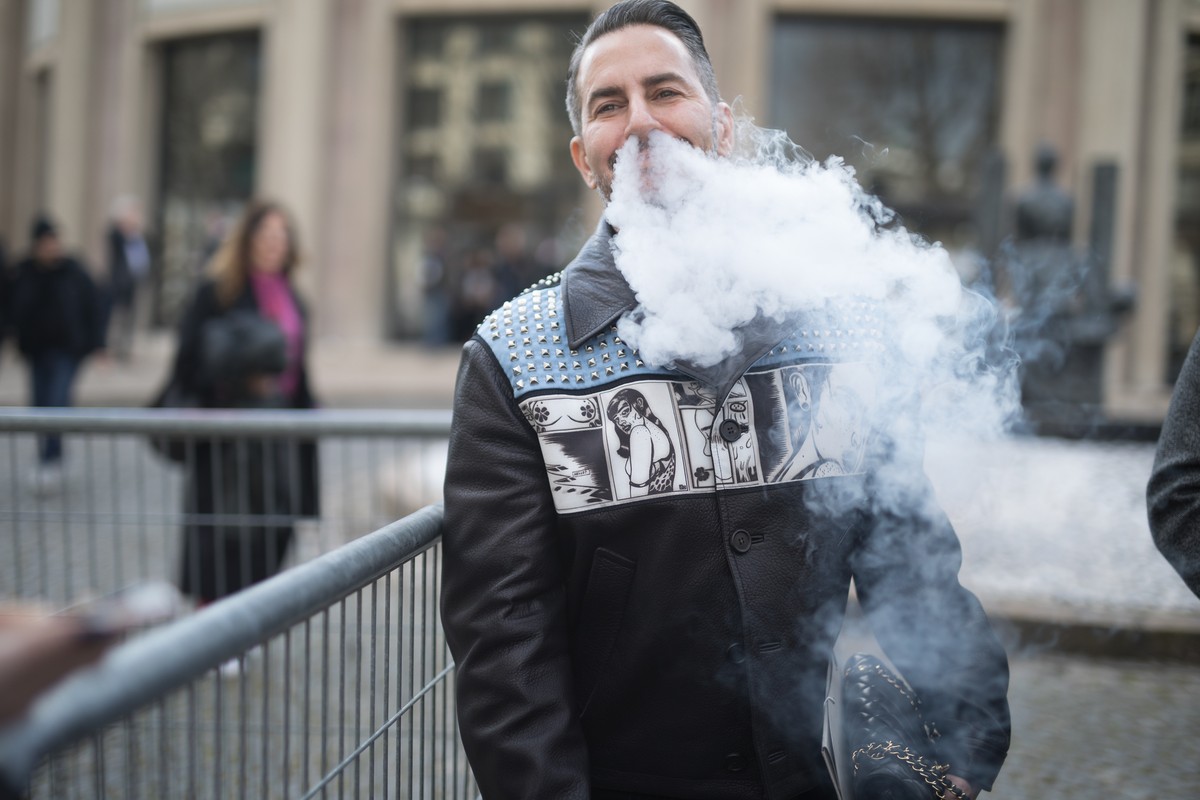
[586,85,625,108]
[643,72,687,89]
[586,72,691,109]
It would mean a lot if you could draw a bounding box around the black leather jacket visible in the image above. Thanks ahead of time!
[442,222,1011,800]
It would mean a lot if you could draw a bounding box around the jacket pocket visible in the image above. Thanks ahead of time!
[574,547,636,718]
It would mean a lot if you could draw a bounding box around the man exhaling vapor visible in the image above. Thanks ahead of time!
[439,2,1011,798]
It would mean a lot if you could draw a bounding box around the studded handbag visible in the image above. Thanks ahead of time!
[840,653,967,800]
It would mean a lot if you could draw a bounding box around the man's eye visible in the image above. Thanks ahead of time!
[656,89,680,99]
[594,103,619,116]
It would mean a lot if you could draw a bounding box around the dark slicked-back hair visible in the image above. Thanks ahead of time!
[565,0,720,137]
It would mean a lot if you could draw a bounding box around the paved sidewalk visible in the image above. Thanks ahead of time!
[0,333,462,410]
[2,332,1198,657]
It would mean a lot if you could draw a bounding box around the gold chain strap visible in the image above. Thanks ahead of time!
[851,741,968,800]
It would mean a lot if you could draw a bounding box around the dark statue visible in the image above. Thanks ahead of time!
[1005,143,1134,432]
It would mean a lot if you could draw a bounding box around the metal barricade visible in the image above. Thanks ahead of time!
[0,504,479,799]
[0,408,451,605]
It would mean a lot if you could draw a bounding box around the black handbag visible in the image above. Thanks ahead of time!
[840,653,967,800]
[146,379,197,464]
[201,309,287,380]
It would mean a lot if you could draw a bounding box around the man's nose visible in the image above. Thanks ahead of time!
[624,96,661,138]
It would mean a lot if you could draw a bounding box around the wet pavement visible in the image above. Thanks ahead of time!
[998,651,1200,798]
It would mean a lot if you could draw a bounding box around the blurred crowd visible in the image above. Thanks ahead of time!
[420,221,561,346]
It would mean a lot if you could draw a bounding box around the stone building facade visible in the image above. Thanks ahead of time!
[1,0,1198,424]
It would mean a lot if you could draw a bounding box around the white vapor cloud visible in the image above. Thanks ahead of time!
[604,125,1019,439]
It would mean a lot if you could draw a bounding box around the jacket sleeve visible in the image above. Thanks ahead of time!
[1147,328,1200,598]
[440,337,590,799]
[170,281,220,402]
[850,450,1011,791]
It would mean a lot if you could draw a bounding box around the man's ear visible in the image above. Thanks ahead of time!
[570,136,598,190]
[715,101,735,158]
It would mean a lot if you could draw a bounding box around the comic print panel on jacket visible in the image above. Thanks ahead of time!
[480,282,886,514]
[520,365,877,513]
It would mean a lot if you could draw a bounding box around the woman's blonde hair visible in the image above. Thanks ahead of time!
[208,200,301,308]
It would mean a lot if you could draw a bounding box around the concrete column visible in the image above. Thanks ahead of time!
[85,0,147,265]
[1116,0,1184,418]
[46,0,94,260]
[258,0,331,308]
[0,1,27,248]
[681,0,770,118]
[313,0,395,343]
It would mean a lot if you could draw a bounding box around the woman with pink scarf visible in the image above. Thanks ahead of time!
[161,200,320,606]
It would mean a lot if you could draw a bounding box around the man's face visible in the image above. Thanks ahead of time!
[33,235,61,264]
[569,24,733,200]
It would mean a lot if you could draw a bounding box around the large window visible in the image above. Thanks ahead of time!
[771,17,1005,269]
[391,14,588,343]
[154,32,260,326]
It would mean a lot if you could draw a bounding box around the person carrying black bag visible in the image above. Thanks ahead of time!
[158,200,320,610]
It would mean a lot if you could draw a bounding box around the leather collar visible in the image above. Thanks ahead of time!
[561,220,638,350]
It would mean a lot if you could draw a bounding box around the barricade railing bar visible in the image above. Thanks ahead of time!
[0,504,478,799]
[0,407,453,605]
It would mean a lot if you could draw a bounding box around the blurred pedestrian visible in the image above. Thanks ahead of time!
[1148,327,1200,599]
[452,246,500,342]
[159,200,321,609]
[420,225,452,347]
[104,194,152,362]
[0,236,12,362]
[490,223,532,299]
[11,215,106,494]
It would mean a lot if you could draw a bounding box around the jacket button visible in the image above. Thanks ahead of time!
[730,529,752,553]
[718,419,743,442]
[725,753,747,773]
[726,643,746,664]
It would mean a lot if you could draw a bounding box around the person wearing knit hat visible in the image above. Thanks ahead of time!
[10,214,106,494]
